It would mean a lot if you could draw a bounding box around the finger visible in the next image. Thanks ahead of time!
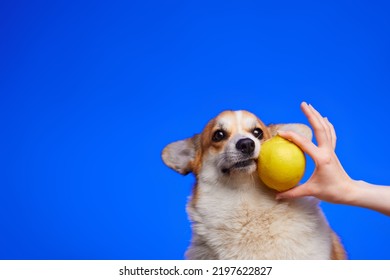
[325,118,337,150]
[277,130,319,160]
[301,103,328,146]
[275,183,311,200]
[323,117,333,148]
[308,104,330,137]
[307,103,327,124]
[304,103,331,147]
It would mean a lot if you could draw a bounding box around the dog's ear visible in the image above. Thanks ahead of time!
[161,134,200,175]
[268,123,313,141]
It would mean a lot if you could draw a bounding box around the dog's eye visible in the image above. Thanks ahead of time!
[212,130,226,142]
[252,128,264,139]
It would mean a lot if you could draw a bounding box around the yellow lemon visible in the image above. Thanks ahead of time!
[258,135,306,192]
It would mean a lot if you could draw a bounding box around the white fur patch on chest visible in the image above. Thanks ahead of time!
[186,180,332,260]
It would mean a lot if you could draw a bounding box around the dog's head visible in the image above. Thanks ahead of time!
[162,110,311,183]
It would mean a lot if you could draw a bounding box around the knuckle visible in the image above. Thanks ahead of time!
[317,153,332,165]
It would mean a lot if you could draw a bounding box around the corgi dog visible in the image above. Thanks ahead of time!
[162,110,346,260]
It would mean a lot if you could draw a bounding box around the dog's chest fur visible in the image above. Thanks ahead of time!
[186,177,333,260]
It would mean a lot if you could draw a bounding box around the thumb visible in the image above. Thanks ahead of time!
[275,184,311,200]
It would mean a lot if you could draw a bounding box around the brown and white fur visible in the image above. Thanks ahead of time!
[162,110,346,260]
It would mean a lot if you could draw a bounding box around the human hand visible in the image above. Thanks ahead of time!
[275,102,354,204]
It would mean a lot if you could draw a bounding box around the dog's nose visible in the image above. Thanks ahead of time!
[236,138,255,155]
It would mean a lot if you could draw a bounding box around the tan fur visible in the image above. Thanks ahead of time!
[331,231,347,260]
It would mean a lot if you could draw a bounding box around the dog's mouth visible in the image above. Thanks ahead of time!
[233,159,255,168]
[221,159,257,174]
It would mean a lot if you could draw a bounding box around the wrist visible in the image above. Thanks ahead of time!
[344,179,368,206]
[341,178,361,205]
[335,180,390,216]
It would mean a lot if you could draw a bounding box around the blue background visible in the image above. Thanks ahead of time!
[1,0,389,260]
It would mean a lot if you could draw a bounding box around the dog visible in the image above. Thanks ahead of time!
[162,110,346,259]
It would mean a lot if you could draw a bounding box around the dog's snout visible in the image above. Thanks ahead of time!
[236,138,255,155]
